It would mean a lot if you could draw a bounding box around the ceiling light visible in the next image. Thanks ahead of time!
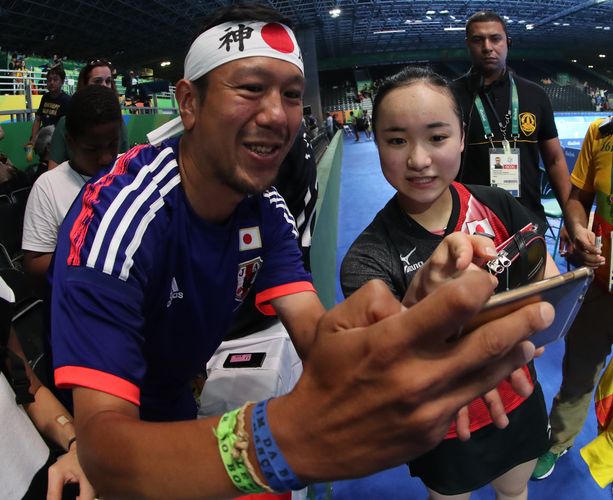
[425,15,432,20]
[526,24,534,30]
[444,27,465,31]
[503,16,510,20]
[588,65,594,68]
[518,20,526,24]
[426,10,435,15]
[449,15,456,20]
[563,23,570,26]
[329,8,341,17]
[599,54,606,58]
[604,27,611,30]
[160,61,171,67]
[373,29,406,34]
[553,22,560,25]
[596,26,603,29]
[439,10,449,14]
[571,59,577,62]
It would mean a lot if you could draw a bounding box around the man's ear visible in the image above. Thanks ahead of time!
[507,37,512,48]
[175,79,199,132]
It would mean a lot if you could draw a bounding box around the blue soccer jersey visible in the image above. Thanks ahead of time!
[51,138,314,421]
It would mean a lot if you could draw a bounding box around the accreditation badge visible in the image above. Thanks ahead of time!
[489,148,520,197]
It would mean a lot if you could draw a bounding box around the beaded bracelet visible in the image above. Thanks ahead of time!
[252,399,306,492]
[214,406,263,494]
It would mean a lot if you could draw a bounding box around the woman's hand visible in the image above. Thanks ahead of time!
[403,233,498,306]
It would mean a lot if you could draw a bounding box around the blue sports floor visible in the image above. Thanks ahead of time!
[321,135,612,499]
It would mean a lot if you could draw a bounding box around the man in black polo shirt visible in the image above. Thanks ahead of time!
[452,10,570,234]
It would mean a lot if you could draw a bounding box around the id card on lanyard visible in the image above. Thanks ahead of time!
[489,148,520,196]
[475,74,521,197]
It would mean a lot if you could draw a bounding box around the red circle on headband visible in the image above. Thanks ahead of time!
[261,23,294,53]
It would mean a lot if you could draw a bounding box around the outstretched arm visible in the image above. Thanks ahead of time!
[70,270,553,498]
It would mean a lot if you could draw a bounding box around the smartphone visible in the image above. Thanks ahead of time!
[462,267,593,347]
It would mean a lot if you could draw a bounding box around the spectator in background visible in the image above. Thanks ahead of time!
[28,67,70,146]
[0,125,21,194]
[9,54,25,95]
[532,116,613,480]
[22,86,122,291]
[0,272,95,500]
[362,109,372,140]
[349,110,359,141]
[22,125,56,184]
[122,70,138,100]
[325,112,334,140]
[0,152,17,186]
[48,60,128,170]
[452,11,571,236]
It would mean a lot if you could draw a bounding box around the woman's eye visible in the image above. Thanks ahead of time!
[388,137,406,145]
[432,135,448,142]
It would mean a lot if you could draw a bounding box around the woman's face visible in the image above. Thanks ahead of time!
[375,82,464,214]
[87,66,113,88]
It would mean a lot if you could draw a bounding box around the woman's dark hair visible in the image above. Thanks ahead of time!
[65,85,122,139]
[372,66,463,140]
[77,59,116,92]
[192,2,293,100]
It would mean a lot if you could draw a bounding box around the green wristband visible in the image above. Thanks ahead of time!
[214,408,264,494]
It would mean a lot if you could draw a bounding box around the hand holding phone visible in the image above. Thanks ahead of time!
[463,267,593,347]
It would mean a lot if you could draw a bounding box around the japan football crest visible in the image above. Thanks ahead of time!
[235,257,263,303]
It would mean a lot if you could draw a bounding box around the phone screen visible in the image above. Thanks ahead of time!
[463,267,593,347]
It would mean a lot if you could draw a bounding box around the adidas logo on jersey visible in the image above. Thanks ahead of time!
[167,277,184,308]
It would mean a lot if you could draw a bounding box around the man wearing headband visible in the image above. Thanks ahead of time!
[48,4,555,498]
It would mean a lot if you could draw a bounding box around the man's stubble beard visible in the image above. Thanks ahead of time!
[217,162,279,196]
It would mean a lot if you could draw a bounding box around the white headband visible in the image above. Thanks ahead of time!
[148,21,303,146]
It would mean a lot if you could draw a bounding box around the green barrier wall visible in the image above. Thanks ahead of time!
[310,131,343,310]
[0,114,179,170]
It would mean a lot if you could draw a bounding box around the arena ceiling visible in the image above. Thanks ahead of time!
[2,0,612,77]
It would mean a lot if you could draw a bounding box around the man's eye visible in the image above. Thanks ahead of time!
[240,84,263,93]
[284,90,303,99]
